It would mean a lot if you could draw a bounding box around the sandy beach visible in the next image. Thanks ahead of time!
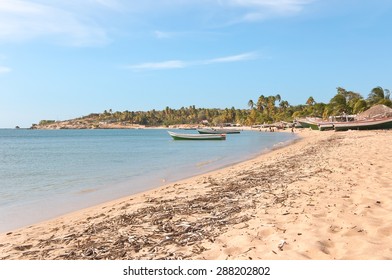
[1,129,392,260]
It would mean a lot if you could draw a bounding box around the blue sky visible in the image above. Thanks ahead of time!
[1,0,391,128]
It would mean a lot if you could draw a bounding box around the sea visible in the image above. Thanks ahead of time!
[0,128,297,233]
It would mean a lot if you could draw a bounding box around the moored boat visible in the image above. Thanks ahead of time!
[197,128,240,134]
[168,131,226,140]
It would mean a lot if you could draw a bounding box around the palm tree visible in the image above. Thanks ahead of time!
[276,100,290,120]
[306,96,315,106]
[256,95,267,113]
[248,99,254,110]
[275,94,281,103]
[279,100,289,111]
[385,89,391,100]
[329,93,349,115]
[367,86,386,106]
[353,99,368,114]
[381,89,392,107]
[368,87,392,107]
[266,95,277,117]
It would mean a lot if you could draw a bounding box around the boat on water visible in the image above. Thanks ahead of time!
[333,117,392,131]
[197,128,241,134]
[168,131,226,140]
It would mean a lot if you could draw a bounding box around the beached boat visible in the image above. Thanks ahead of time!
[168,131,226,140]
[334,117,392,131]
[318,122,334,131]
[197,128,240,134]
[297,118,321,130]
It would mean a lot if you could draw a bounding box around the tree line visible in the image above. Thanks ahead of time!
[39,86,391,127]
[247,86,391,125]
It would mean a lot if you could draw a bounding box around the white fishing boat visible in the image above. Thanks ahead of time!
[168,131,226,140]
[197,128,240,134]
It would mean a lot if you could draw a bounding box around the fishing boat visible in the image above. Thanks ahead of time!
[334,117,392,131]
[333,105,392,131]
[297,118,322,130]
[318,122,334,131]
[168,131,226,140]
[197,128,240,134]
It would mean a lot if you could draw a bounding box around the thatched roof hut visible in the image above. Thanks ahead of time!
[356,104,392,120]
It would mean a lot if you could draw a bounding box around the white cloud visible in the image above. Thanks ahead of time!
[0,66,11,74]
[123,0,314,23]
[224,0,315,22]
[127,52,258,71]
[0,0,315,45]
[205,52,258,63]
[227,0,312,10]
[128,60,186,71]
[0,0,109,45]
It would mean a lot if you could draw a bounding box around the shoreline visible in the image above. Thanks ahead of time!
[0,129,296,234]
[1,129,392,259]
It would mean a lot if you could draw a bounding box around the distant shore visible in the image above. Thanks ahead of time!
[1,129,392,260]
[30,122,273,131]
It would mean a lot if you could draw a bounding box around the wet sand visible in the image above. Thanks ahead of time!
[1,129,392,260]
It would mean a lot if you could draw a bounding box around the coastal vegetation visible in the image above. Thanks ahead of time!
[33,86,392,129]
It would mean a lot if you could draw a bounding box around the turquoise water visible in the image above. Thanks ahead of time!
[0,129,297,232]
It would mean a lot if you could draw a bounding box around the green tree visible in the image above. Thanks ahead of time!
[256,95,267,113]
[367,86,385,106]
[324,93,349,117]
[279,100,289,112]
[353,99,368,114]
[336,87,363,112]
[266,95,277,118]
[306,96,315,106]
[248,99,254,109]
[368,87,392,107]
